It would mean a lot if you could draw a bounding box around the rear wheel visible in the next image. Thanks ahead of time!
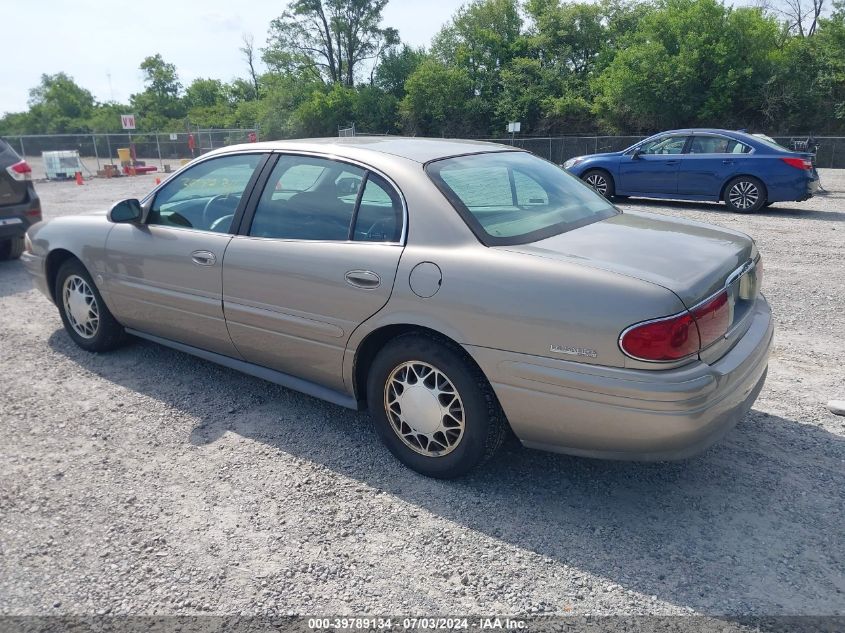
[724,176,766,213]
[367,333,506,478]
[581,169,615,199]
[55,259,127,352]
[0,236,24,261]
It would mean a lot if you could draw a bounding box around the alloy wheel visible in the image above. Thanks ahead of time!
[384,361,465,457]
[729,181,759,210]
[585,173,609,196]
[62,274,99,339]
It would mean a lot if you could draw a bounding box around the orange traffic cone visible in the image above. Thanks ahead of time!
[155,177,161,185]
[75,171,84,185]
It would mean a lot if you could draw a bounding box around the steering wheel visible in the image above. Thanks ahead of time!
[202,193,239,229]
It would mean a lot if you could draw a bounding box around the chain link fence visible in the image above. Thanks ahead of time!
[481,135,845,168]
[2,129,259,179]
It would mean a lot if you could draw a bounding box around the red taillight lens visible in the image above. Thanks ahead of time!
[619,312,701,361]
[781,157,812,170]
[6,160,32,181]
[690,289,730,348]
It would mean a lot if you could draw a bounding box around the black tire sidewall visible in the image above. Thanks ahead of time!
[725,176,766,213]
[0,237,24,260]
[55,259,124,352]
[582,169,615,199]
[367,335,494,478]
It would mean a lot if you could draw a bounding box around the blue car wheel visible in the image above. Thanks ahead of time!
[582,169,615,199]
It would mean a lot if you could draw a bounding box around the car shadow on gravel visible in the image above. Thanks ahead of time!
[0,258,34,299]
[48,331,845,616]
[621,199,845,222]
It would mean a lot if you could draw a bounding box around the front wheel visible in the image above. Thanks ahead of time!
[581,169,615,199]
[724,176,766,213]
[367,334,507,478]
[55,258,128,352]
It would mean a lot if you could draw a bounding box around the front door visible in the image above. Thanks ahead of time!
[222,154,405,392]
[618,135,690,194]
[104,152,266,356]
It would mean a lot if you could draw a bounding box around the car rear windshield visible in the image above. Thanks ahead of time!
[426,151,618,246]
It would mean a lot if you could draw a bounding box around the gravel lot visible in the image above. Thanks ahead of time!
[1,168,843,619]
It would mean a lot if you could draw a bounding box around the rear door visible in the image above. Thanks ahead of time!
[222,154,405,392]
[618,135,689,194]
[677,135,752,196]
[104,152,267,356]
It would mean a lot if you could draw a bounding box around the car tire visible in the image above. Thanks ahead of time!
[55,258,127,352]
[724,176,766,213]
[0,236,25,261]
[366,333,507,479]
[581,169,615,199]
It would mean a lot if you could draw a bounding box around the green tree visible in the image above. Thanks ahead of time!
[432,0,523,103]
[264,0,398,86]
[130,54,186,127]
[374,45,427,97]
[400,58,476,136]
[592,0,781,132]
[26,73,95,133]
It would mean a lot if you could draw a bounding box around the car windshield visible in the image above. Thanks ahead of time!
[426,151,618,246]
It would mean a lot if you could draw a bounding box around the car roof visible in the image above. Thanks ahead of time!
[656,128,766,143]
[208,136,519,164]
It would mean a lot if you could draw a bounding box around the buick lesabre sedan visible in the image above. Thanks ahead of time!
[564,128,818,212]
[23,138,773,478]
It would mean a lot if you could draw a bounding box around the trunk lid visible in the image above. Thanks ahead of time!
[501,210,755,307]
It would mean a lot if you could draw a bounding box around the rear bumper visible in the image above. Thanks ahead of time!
[466,297,773,460]
[0,193,41,239]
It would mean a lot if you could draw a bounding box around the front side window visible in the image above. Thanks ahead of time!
[248,155,403,242]
[148,153,263,232]
[638,136,689,155]
[426,151,618,246]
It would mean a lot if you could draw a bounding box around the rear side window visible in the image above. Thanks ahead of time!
[426,151,618,246]
[249,155,403,243]
[689,136,752,154]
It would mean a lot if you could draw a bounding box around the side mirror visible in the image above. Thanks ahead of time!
[631,148,643,159]
[108,198,143,223]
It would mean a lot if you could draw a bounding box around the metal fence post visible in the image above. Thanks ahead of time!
[92,134,100,171]
[155,132,163,169]
[106,135,112,164]
[19,137,25,159]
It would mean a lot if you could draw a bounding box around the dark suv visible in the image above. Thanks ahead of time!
[0,138,41,260]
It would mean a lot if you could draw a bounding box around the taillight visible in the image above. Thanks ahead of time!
[620,289,734,362]
[619,312,700,361]
[6,159,32,181]
[690,289,730,348]
[781,157,812,170]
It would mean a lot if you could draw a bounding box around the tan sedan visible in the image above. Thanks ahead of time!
[23,138,772,478]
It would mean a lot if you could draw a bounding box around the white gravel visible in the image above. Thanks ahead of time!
[0,169,843,618]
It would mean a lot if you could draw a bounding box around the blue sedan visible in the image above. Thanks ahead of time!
[563,129,819,212]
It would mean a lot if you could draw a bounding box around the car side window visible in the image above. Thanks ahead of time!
[249,156,365,241]
[148,154,263,233]
[689,136,752,155]
[352,174,403,242]
[639,136,689,155]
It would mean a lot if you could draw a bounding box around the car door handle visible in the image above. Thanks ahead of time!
[191,250,217,266]
[664,160,679,165]
[345,270,380,289]
[722,159,734,165]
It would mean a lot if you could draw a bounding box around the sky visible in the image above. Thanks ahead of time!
[0,0,467,115]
